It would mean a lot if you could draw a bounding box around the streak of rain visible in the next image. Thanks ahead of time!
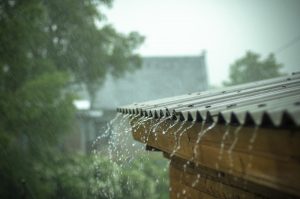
[227,126,243,174]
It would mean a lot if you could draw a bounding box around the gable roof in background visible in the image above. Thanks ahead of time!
[95,54,208,109]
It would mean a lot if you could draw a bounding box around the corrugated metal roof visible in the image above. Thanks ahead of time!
[117,73,300,127]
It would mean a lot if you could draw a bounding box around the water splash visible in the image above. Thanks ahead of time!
[91,113,135,198]
[128,114,141,126]
[92,112,170,198]
[92,113,122,154]
[95,113,160,165]
[107,114,133,161]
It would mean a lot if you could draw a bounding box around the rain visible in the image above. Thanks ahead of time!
[1,0,300,199]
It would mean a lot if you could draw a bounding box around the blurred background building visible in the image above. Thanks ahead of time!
[96,53,208,108]
[72,53,209,153]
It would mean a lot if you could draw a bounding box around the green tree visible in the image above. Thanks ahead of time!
[43,0,144,107]
[224,51,284,86]
[0,0,144,198]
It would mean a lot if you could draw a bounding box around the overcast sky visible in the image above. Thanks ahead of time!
[104,0,300,86]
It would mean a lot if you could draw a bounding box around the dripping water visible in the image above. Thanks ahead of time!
[190,121,217,187]
[227,126,242,174]
[128,114,141,127]
[108,114,129,161]
[215,124,231,170]
[129,115,154,143]
[151,115,172,133]
[92,113,133,198]
[131,115,149,131]
[170,121,195,158]
[92,113,122,154]
[143,116,160,142]
[152,116,172,141]
[140,117,155,142]
[246,126,258,169]
[165,118,180,133]
[169,120,187,158]
[183,121,205,173]
[92,112,170,198]
[243,126,258,188]
[193,122,216,161]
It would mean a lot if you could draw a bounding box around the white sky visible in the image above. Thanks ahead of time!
[103,0,300,86]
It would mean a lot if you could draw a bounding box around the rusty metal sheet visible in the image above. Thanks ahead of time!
[117,73,300,127]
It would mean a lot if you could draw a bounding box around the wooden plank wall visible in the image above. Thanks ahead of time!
[131,118,300,198]
[170,158,254,199]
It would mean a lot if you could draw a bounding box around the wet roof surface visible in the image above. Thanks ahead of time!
[117,73,300,128]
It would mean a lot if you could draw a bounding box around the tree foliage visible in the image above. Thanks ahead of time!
[224,51,284,86]
[42,0,144,106]
[0,0,149,198]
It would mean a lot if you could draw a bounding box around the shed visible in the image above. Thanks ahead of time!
[117,73,300,198]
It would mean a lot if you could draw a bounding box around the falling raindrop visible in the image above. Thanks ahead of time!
[192,173,201,187]
[190,121,216,187]
[170,121,195,158]
[227,126,242,174]
[215,124,231,171]
[243,126,259,189]
[152,116,172,133]
[218,124,231,161]
[92,113,122,153]
[170,120,187,158]
[193,122,216,161]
